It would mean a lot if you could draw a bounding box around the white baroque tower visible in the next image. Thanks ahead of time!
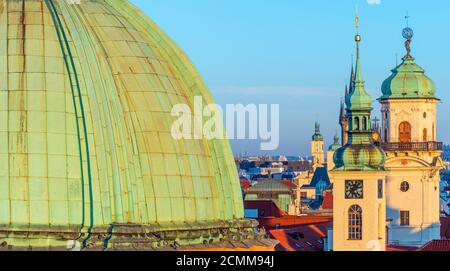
[379,26,443,247]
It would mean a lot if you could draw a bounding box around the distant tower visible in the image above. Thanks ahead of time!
[379,23,443,246]
[327,134,341,172]
[311,121,325,168]
[331,17,387,251]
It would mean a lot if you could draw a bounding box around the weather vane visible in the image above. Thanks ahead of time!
[402,12,414,58]
[405,11,410,27]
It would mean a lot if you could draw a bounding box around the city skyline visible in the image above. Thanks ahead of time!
[131,0,450,156]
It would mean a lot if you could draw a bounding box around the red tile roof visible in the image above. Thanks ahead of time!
[280,180,298,189]
[419,240,450,251]
[260,215,332,229]
[270,222,332,251]
[386,245,418,251]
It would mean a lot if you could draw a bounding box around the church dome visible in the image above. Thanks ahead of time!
[333,143,386,171]
[0,0,255,250]
[380,57,437,100]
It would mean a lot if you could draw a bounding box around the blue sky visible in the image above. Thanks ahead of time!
[130,0,450,156]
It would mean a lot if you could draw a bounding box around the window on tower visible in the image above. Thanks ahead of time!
[423,128,428,142]
[400,211,410,226]
[354,117,360,131]
[378,179,383,199]
[400,181,410,192]
[362,117,367,130]
[348,205,362,240]
[399,122,412,143]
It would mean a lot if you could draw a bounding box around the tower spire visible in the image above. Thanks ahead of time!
[349,55,355,94]
[354,14,363,86]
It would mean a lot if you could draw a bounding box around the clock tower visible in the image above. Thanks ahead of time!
[331,19,388,251]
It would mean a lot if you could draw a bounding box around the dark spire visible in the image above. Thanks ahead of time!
[349,56,355,94]
[339,98,346,125]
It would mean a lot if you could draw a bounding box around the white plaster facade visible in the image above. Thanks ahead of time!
[331,171,387,251]
[311,140,324,167]
[380,98,443,247]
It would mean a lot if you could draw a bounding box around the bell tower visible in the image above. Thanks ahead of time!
[331,15,387,251]
[311,121,325,168]
[378,22,443,247]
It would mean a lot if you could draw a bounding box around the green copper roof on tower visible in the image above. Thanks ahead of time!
[312,121,324,141]
[345,31,373,111]
[379,26,437,101]
[328,134,341,151]
[333,15,386,172]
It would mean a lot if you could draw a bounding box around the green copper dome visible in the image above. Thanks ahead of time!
[312,121,324,141]
[333,143,385,171]
[333,33,385,172]
[328,134,341,151]
[380,56,437,100]
[0,0,259,250]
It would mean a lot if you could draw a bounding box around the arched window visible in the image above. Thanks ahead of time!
[354,117,360,131]
[384,128,388,143]
[362,117,367,130]
[398,122,411,143]
[423,128,428,142]
[348,205,362,240]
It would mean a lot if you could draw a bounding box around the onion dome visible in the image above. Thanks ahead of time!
[312,121,324,141]
[333,144,385,171]
[328,134,341,151]
[0,0,264,250]
[379,28,437,100]
[333,27,386,171]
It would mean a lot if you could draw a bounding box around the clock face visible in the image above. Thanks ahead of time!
[345,180,364,199]
[402,27,414,40]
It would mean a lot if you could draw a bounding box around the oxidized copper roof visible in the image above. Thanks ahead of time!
[0,0,252,250]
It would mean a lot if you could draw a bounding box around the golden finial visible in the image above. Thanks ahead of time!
[355,1,361,42]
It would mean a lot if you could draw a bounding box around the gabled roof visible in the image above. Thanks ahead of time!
[419,240,450,251]
[303,167,331,188]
